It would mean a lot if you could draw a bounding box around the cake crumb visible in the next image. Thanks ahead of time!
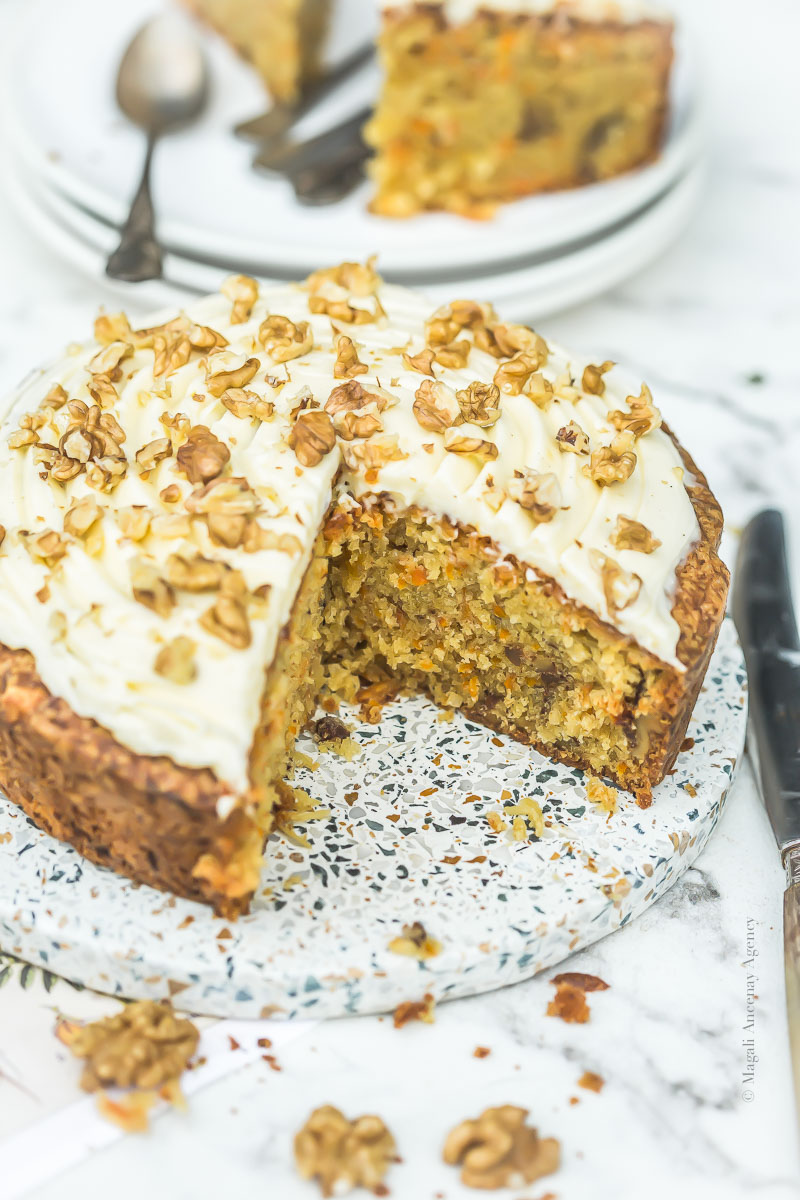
[547,973,609,1024]
[578,1070,605,1093]
[586,775,618,815]
[393,993,435,1028]
[388,921,442,960]
[473,1045,491,1059]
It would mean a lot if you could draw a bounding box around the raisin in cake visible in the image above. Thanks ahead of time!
[0,262,727,916]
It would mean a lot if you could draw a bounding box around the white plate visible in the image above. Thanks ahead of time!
[5,151,704,323]
[0,621,746,1019]
[4,0,704,280]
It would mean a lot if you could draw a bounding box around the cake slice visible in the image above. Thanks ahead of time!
[183,0,331,103]
[0,263,727,915]
[366,1,674,216]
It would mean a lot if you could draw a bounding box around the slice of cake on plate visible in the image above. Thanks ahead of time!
[0,262,727,916]
[366,1,674,216]
[184,0,332,103]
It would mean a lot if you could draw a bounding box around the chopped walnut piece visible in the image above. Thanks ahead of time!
[85,456,127,493]
[413,379,460,432]
[59,1000,198,1092]
[525,372,554,410]
[333,334,368,379]
[245,525,302,555]
[590,550,643,614]
[306,256,381,298]
[387,921,442,960]
[0,526,5,548]
[393,993,436,1028]
[341,435,407,472]
[86,373,118,408]
[608,382,662,437]
[221,274,259,324]
[116,506,151,541]
[160,483,181,504]
[402,347,436,376]
[294,1104,396,1199]
[556,421,590,455]
[456,380,501,427]
[433,339,471,370]
[130,558,175,617]
[176,426,231,484]
[94,312,132,345]
[324,380,393,418]
[24,528,69,566]
[199,570,251,649]
[443,1105,560,1190]
[8,422,41,449]
[150,513,192,540]
[289,410,337,467]
[493,352,543,396]
[184,476,259,517]
[88,340,133,380]
[220,388,274,422]
[258,314,313,362]
[164,552,227,592]
[154,636,197,685]
[153,328,192,378]
[332,404,383,441]
[610,515,661,553]
[581,360,615,395]
[135,437,173,474]
[186,323,229,352]
[493,323,549,364]
[64,496,103,538]
[507,470,562,522]
[585,431,637,486]
[205,353,260,398]
[444,424,498,462]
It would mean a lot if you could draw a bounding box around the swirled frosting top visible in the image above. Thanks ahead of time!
[0,264,697,793]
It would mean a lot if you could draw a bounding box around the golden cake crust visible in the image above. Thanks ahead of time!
[0,641,260,917]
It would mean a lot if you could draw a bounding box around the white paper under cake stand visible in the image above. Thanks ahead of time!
[0,619,746,1019]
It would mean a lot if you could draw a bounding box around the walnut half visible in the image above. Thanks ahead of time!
[294,1105,396,1198]
[59,1000,199,1092]
[443,1105,560,1191]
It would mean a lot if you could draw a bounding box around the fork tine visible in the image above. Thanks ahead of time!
[253,108,371,175]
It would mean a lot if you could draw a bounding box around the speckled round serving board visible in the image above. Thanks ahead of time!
[0,619,746,1019]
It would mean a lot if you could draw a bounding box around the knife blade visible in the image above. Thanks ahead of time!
[732,508,800,1117]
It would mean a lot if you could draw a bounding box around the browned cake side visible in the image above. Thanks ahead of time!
[366,6,674,217]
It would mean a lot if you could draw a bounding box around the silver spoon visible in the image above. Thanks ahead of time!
[106,13,209,283]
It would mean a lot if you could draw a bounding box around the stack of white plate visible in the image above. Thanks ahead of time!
[2,0,705,319]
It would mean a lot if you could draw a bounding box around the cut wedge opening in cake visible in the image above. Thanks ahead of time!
[0,262,728,917]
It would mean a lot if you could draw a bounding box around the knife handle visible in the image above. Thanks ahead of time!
[785,846,800,1120]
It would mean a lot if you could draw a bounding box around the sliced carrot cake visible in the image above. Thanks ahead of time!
[0,262,727,915]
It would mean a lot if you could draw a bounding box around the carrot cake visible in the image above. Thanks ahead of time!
[366,1,674,216]
[183,0,331,103]
[0,262,727,916]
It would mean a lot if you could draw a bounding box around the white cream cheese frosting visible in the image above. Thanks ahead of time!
[0,267,697,794]
[381,1,668,25]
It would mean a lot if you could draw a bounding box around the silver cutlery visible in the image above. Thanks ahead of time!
[233,41,374,147]
[733,509,800,1119]
[106,13,210,283]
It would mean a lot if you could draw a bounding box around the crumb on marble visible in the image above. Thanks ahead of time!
[393,992,435,1028]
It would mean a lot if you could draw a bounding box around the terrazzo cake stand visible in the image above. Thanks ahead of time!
[0,620,746,1020]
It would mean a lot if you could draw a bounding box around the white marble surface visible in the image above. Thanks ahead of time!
[1,0,800,1196]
